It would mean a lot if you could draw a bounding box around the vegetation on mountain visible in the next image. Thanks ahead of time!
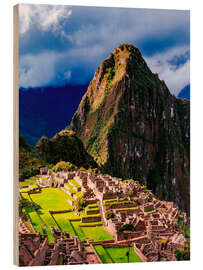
[52,161,78,172]
[70,44,190,213]
[19,129,98,181]
[19,135,47,181]
[36,129,98,169]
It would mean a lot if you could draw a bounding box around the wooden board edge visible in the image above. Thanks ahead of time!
[13,3,19,266]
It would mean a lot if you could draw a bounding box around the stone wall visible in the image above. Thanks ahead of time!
[79,223,102,228]
[48,246,60,265]
[117,231,146,241]
[49,210,72,214]
[29,236,49,266]
[86,209,100,215]
[81,216,101,223]
[133,244,147,262]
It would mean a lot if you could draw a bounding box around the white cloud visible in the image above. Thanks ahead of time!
[19,44,106,87]
[66,8,189,49]
[19,51,60,87]
[19,44,190,92]
[19,4,72,35]
[144,46,190,95]
[18,5,189,91]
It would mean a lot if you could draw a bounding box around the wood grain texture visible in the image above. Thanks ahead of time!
[13,4,19,266]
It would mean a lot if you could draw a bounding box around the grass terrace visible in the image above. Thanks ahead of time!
[94,245,142,263]
[53,212,80,234]
[69,179,81,189]
[20,188,75,242]
[94,245,113,263]
[20,187,112,243]
[29,188,73,211]
[64,183,76,194]
[105,247,142,263]
[20,184,38,193]
[81,226,113,242]
[70,221,113,242]
[75,192,83,199]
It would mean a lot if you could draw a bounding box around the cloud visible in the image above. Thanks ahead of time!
[19,44,106,87]
[19,51,59,87]
[144,45,190,95]
[65,7,189,54]
[19,5,190,93]
[19,43,190,94]
[19,4,72,35]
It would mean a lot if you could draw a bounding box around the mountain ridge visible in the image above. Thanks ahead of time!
[70,44,190,213]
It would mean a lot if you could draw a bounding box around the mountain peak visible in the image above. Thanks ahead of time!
[70,43,190,213]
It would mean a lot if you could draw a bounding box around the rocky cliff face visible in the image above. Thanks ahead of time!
[70,44,190,213]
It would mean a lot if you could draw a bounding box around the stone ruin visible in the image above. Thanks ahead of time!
[19,225,89,266]
[21,168,188,264]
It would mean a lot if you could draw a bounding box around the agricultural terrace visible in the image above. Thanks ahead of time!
[19,179,113,243]
[94,245,142,263]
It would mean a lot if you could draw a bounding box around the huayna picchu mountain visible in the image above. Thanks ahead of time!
[70,44,190,213]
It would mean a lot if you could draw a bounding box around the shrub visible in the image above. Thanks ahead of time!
[105,210,115,220]
[74,197,88,212]
[175,247,190,261]
[119,223,135,232]
[52,161,78,172]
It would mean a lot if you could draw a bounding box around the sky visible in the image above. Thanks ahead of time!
[19,4,190,96]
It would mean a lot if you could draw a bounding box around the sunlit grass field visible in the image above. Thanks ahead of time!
[94,245,142,263]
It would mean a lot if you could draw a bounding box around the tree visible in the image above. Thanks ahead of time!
[105,210,115,220]
[74,197,88,212]
[126,244,130,263]
[119,223,135,232]
[52,161,78,172]
[36,136,50,161]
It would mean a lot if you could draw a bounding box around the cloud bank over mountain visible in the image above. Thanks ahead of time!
[19,4,190,96]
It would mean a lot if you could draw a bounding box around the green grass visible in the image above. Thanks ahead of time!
[20,184,38,192]
[20,192,31,201]
[39,210,58,228]
[24,206,56,242]
[19,181,30,187]
[105,247,142,263]
[80,211,101,218]
[22,188,75,243]
[75,191,83,199]
[87,203,98,208]
[56,254,63,265]
[24,206,44,233]
[144,209,155,213]
[178,217,190,239]
[87,208,99,212]
[70,221,113,242]
[25,177,38,185]
[71,221,85,239]
[54,215,77,235]
[44,228,55,242]
[94,245,113,263]
[81,226,113,242]
[24,220,35,233]
[69,179,81,189]
[30,188,73,210]
[20,187,113,244]
[64,183,76,194]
